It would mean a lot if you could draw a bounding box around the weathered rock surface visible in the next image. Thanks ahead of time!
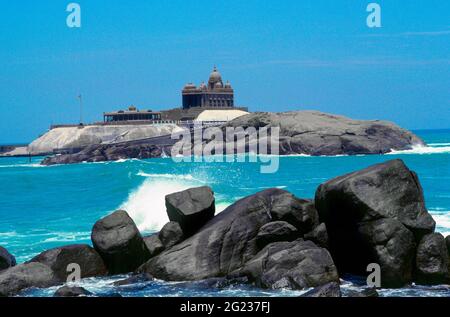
[0,262,60,296]
[224,111,425,156]
[445,235,450,255]
[42,143,170,165]
[415,233,449,285]
[345,288,379,297]
[241,240,339,290]
[315,159,435,287]
[159,222,184,249]
[144,234,165,258]
[29,244,107,280]
[165,186,215,236]
[256,221,298,249]
[91,210,150,275]
[304,223,329,249]
[300,282,341,297]
[137,189,307,281]
[53,286,92,297]
[113,273,154,286]
[0,246,16,271]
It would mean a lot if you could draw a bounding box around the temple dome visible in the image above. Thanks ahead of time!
[224,81,232,88]
[184,83,196,90]
[208,66,222,84]
[215,81,223,88]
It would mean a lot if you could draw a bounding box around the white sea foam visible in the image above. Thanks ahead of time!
[388,144,450,155]
[136,171,204,183]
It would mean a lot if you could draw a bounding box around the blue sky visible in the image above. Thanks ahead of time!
[0,0,449,143]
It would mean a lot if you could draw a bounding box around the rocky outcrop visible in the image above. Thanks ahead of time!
[165,186,216,236]
[29,124,183,155]
[137,189,316,282]
[240,240,339,290]
[345,288,379,297]
[255,221,298,249]
[28,244,107,280]
[0,262,60,296]
[159,222,184,249]
[144,235,165,258]
[53,286,92,297]
[42,143,170,165]
[415,233,449,285]
[113,273,154,286]
[224,111,425,156]
[91,210,150,274]
[0,246,16,271]
[315,159,435,287]
[300,282,341,297]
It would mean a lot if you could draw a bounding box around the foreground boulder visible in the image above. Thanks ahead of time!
[0,246,16,271]
[300,282,341,297]
[138,189,311,281]
[54,286,92,297]
[29,244,107,281]
[0,262,60,296]
[256,221,298,249]
[446,235,450,255]
[165,186,216,236]
[415,233,449,285]
[304,223,329,249]
[240,240,339,290]
[92,210,150,274]
[315,159,435,287]
[159,222,184,249]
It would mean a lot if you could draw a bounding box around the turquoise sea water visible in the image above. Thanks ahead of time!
[0,129,449,297]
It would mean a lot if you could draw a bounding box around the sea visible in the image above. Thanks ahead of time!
[0,129,449,297]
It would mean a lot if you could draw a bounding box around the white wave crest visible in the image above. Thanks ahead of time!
[388,144,450,155]
[136,171,203,182]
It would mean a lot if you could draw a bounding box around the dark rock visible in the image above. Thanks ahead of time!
[91,210,151,274]
[165,186,215,236]
[300,282,341,297]
[304,223,329,249]
[345,288,379,297]
[269,195,319,234]
[159,222,184,249]
[225,111,425,156]
[113,273,154,286]
[0,246,16,271]
[0,262,60,296]
[53,286,92,297]
[358,218,416,287]
[29,244,107,281]
[256,221,298,249]
[138,189,304,281]
[241,240,339,290]
[415,233,449,285]
[315,159,435,287]
[143,234,165,257]
[445,235,450,255]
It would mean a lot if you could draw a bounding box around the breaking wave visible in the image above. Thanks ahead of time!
[388,144,450,155]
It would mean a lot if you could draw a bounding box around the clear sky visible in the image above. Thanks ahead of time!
[0,0,449,143]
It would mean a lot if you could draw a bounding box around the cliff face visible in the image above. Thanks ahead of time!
[224,111,425,156]
[28,124,184,155]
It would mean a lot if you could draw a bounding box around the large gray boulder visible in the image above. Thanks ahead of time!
[415,233,449,285]
[445,235,450,255]
[225,111,425,156]
[28,244,107,281]
[0,262,60,296]
[91,210,151,274]
[165,186,215,236]
[158,222,184,249]
[304,223,329,249]
[315,159,435,287]
[0,246,16,271]
[256,221,298,249]
[137,189,307,281]
[240,240,339,290]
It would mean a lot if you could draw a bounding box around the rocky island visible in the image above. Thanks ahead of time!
[40,111,425,165]
[1,159,449,297]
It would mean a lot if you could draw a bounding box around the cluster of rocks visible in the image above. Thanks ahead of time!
[1,159,449,297]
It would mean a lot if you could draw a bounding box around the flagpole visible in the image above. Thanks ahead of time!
[78,94,83,125]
